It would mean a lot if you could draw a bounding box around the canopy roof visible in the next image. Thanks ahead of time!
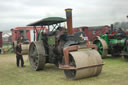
[27,17,66,26]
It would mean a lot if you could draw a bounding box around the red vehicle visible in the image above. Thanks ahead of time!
[73,25,110,41]
[11,26,48,42]
[11,26,48,54]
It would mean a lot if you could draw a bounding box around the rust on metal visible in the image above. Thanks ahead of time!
[59,64,77,70]
[63,45,78,65]
[65,8,73,34]
[59,44,98,70]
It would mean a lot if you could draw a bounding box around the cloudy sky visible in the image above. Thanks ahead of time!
[0,0,128,31]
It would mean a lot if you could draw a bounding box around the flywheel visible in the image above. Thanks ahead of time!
[93,36,108,58]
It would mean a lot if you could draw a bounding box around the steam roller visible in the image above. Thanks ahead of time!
[27,8,104,80]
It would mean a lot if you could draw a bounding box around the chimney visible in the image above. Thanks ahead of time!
[111,24,114,32]
[65,8,73,34]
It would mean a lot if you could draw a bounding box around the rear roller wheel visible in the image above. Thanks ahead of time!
[29,41,46,71]
[93,37,108,58]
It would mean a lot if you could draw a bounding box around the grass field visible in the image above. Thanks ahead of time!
[0,53,128,85]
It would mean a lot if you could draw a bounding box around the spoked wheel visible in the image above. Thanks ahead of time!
[93,37,108,58]
[123,45,128,61]
[96,41,103,55]
[29,41,46,71]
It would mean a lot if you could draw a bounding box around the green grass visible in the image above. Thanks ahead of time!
[0,54,128,85]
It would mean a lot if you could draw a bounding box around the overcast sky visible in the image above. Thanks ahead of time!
[0,0,128,31]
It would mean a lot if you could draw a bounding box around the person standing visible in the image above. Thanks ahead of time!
[16,41,24,67]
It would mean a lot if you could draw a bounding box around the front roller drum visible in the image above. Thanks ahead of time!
[29,41,46,71]
[64,49,104,80]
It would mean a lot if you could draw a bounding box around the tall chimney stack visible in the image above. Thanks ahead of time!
[65,8,73,34]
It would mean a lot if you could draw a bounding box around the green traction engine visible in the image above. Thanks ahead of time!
[93,26,128,60]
